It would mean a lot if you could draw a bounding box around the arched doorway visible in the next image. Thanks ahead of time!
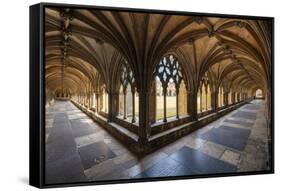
[255,89,263,99]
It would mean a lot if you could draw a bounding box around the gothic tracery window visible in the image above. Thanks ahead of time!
[118,61,138,123]
[101,85,108,113]
[218,86,224,107]
[197,73,211,112]
[154,54,186,122]
[228,89,232,105]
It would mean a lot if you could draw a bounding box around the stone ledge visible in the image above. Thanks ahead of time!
[113,117,139,134]
[71,101,139,151]
[150,115,191,136]
[145,101,249,153]
[71,99,252,154]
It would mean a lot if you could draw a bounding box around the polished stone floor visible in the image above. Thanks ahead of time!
[45,100,270,184]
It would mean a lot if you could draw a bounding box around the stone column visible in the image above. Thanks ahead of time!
[88,92,91,108]
[112,92,119,116]
[107,92,113,122]
[200,89,202,112]
[96,93,99,112]
[123,89,127,119]
[211,91,217,111]
[107,90,119,122]
[163,86,167,122]
[138,90,150,144]
[176,87,179,119]
[186,87,189,116]
[149,81,156,124]
[131,88,136,123]
[224,92,228,106]
[90,92,93,108]
[188,91,198,121]
[228,92,231,105]
[83,93,86,106]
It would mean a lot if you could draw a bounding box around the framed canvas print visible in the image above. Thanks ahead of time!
[29,2,274,188]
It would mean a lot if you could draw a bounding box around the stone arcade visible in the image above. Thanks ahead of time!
[45,8,272,184]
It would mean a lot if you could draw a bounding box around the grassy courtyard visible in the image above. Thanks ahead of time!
[134,96,177,120]
[156,96,176,120]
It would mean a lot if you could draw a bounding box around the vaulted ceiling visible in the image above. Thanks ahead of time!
[45,7,272,96]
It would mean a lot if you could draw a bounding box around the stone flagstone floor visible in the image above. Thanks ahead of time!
[45,100,270,184]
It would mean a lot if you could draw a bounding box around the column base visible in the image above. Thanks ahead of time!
[131,118,136,123]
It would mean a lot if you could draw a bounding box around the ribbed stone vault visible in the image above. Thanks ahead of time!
[45,7,272,143]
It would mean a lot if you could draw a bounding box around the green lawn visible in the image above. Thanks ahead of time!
[135,96,177,120]
[156,96,177,120]
[156,107,176,120]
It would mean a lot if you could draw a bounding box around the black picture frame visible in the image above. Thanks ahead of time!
[30,2,274,188]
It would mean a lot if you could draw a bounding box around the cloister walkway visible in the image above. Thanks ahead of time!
[45,100,269,184]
